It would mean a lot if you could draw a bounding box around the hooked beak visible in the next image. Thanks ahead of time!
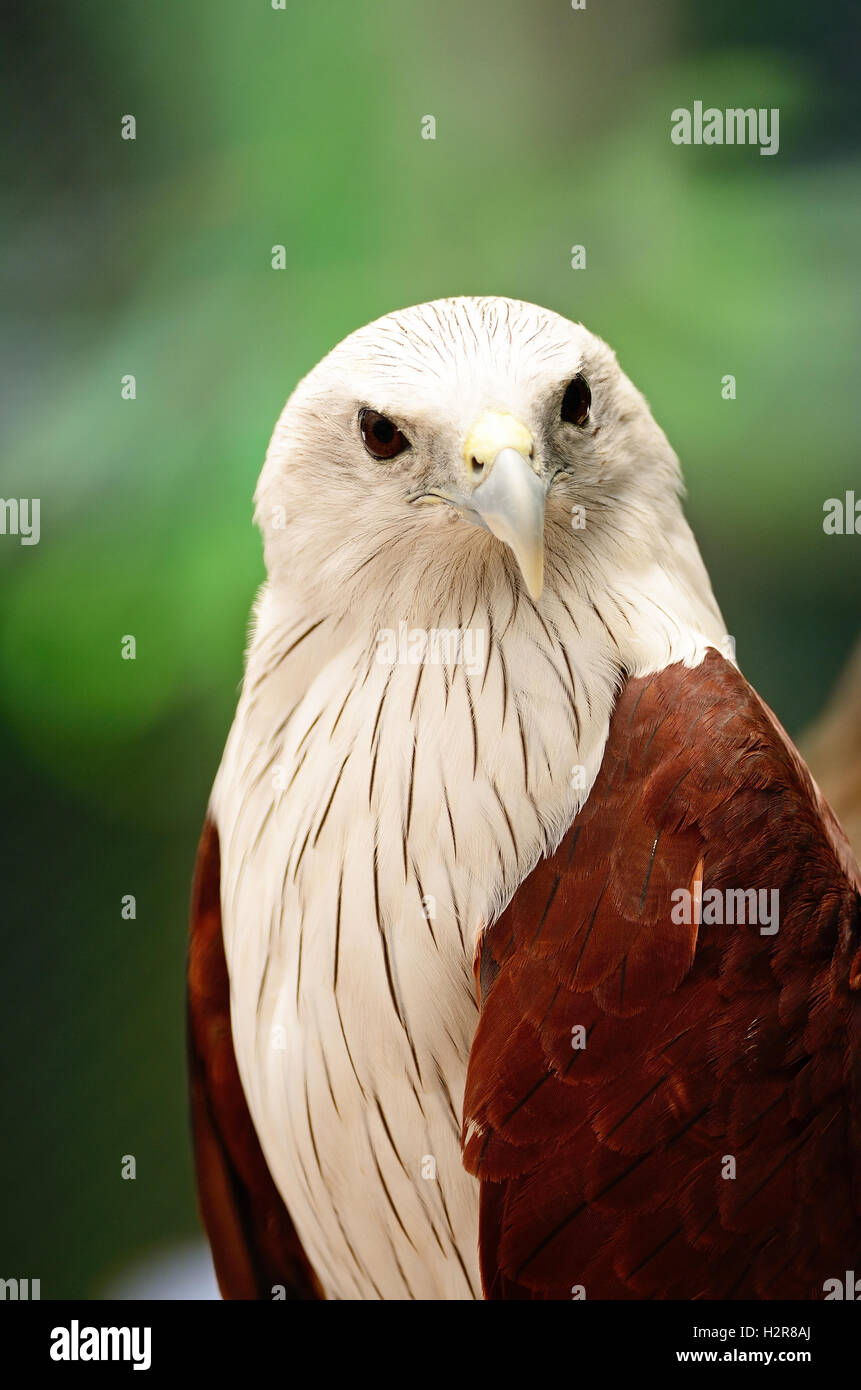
[409,411,548,599]
[468,446,546,600]
[463,411,546,600]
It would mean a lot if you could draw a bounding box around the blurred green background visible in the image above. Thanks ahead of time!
[1,0,858,1296]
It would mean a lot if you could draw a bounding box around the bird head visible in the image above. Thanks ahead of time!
[255,297,699,623]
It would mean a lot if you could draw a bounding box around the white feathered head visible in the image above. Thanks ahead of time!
[254,296,714,637]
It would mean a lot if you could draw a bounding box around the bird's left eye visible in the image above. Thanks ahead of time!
[560,375,591,427]
[359,408,410,460]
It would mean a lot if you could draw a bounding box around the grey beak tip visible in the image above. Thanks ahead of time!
[470,447,547,603]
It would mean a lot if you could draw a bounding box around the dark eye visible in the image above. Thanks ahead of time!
[560,375,591,427]
[359,408,410,460]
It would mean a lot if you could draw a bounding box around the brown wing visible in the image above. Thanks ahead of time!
[188,817,324,1300]
[464,650,861,1299]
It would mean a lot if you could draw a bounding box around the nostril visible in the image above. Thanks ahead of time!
[471,456,485,477]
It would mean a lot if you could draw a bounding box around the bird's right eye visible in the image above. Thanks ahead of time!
[359,408,410,460]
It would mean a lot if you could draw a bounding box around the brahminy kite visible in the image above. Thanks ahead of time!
[188,297,861,1300]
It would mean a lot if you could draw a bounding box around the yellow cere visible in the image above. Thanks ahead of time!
[463,411,535,471]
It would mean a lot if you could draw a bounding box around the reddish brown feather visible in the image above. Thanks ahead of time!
[464,651,861,1300]
[187,818,323,1300]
